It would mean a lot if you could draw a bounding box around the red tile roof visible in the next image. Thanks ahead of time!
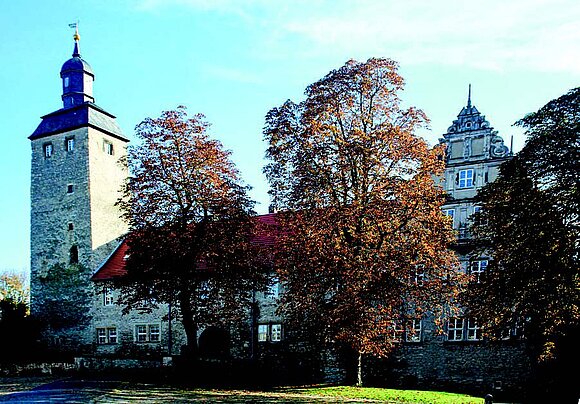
[91,213,279,282]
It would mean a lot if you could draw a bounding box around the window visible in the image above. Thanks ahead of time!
[473,206,481,214]
[470,260,488,283]
[467,318,482,341]
[271,324,282,342]
[69,245,79,264]
[447,318,464,341]
[413,265,426,285]
[457,169,474,188]
[68,223,74,231]
[258,324,269,342]
[104,140,114,155]
[96,327,117,344]
[443,208,455,219]
[66,137,74,152]
[149,324,160,342]
[67,184,74,194]
[134,324,161,343]
[392,321,404,342]
[44,143,53,158]
[406,319,422,343]
[64,77,69,88]
[257,324,283,342]
[268,278,280,299]
[103,288,114,306]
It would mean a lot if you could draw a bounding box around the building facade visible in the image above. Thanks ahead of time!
[29,36,530,393]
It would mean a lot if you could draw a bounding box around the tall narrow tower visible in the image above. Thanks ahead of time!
[29,29,129,346]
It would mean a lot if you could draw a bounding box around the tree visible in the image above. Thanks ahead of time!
[264,58,463,386]
[116,107,269,357]
[466,87,579,400]
[0,271,29,307]
[0,271,41,363]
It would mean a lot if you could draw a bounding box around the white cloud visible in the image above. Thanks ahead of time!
[136,0,580,74]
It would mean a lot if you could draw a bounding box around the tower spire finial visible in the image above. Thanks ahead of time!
[467,83,472,108]
[69,21,80,57]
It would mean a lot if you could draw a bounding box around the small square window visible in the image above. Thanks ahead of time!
[136,325,148,342]
[44,143,53,158]
[271,324,282,342]
[67,184,74,194]
[448,318,464,341]
[97,327,117,344]
[457,169,474,188]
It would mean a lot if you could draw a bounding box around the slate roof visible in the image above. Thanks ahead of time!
[29,102,128,142]
[91,213,279,281]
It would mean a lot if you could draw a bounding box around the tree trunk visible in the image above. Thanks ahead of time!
[179,287,198,359]
[356,351,363,387]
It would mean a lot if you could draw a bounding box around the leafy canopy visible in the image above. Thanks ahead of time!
[264,59,462,369]
[116,107,268,351]
[467,87,579,361]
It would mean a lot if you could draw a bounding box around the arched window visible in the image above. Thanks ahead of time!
[70,245,79,264]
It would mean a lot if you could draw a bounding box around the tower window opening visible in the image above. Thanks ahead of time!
[68,223,74,231]
[67,184,74,194]
[44,143,53,158]
[66,137,75,152]
[69,245,79,264]
[104,140,114,155]
[64,77,69,88]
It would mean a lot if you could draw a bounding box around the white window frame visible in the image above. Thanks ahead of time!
[258,323,283,342]
[458,169,474,188]
[257,324,269,342]
[97,327,117,344]
[44,143,53,158]
[467,318,482,341]
[406,319,422,343]
[392,321,404,342]
[66,137,74,152]
[103,288,114,306]
[134,324,161,343]
[447,318,464,341]
[271,324,282,342]
[413,265,426,285]
[470,260,488,283]
[104,140,114,156]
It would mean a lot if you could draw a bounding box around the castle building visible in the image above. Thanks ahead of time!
[29,30,129,348]
[29,35,529,393]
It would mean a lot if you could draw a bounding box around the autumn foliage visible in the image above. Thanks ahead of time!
[116,107,268,355]
[264,58,462,384]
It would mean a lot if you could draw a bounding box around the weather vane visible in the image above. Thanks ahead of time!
[68,20,80,41]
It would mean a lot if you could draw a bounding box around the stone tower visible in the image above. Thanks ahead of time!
[29,29,129,348]
[440,85,511,270]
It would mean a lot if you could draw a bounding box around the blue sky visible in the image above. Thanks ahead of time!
[1,0,579,274]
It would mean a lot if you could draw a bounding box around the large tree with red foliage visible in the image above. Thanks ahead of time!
[264,58,463,385]
[116,107,268,356]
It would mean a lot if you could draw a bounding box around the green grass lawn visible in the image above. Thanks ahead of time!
[284,385,485,403]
